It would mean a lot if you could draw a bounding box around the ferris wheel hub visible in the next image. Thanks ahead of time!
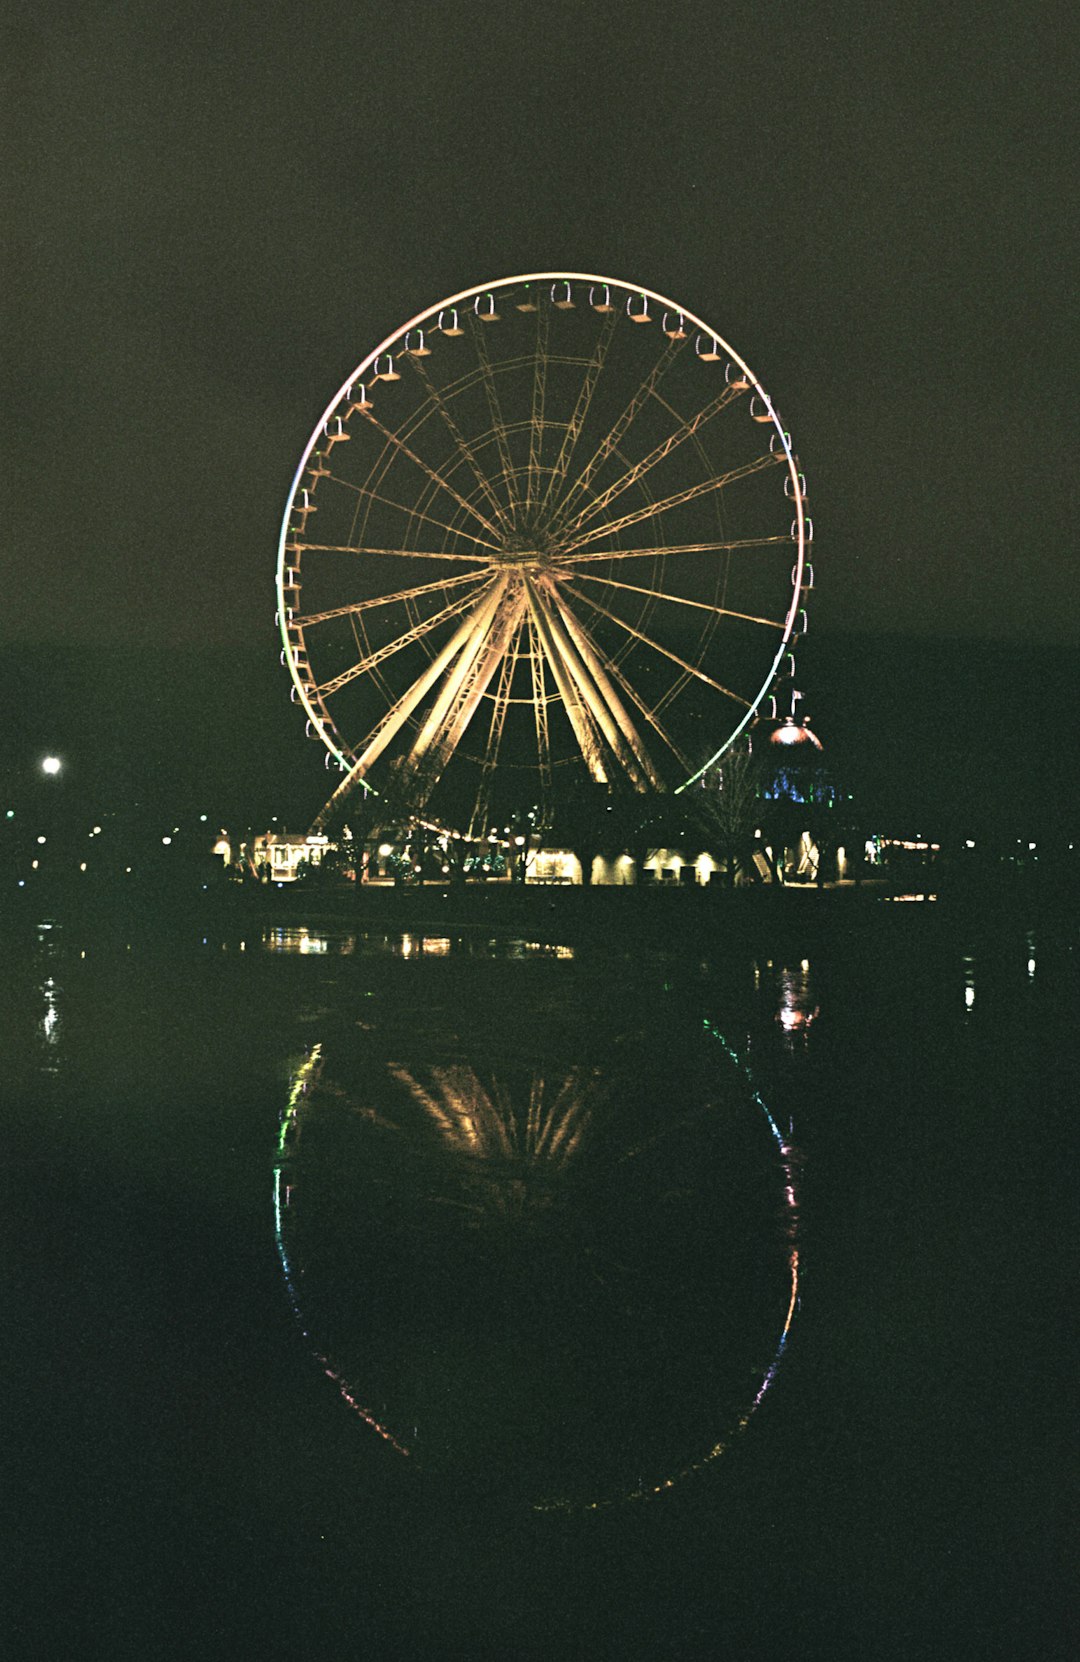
[496,528,559,568]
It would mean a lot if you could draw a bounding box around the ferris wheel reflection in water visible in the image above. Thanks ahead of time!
[272,962,801,1512]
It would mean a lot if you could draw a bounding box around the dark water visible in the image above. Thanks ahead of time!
[2,906,1073,1659]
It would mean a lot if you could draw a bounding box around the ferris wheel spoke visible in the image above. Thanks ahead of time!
[560,450,785,554]
[293,569,492,629]
[468,618,526,839]
[468,314,522,523]
[523,303,549,524]
[561,534,790,566]
[314,583,499,698]
[294,540,494,565]
[552,335,687,532]
[356,409,505,540]
[556,382,747,539]
[537,308,617,520]
[406,354,515,530]
[566,570,785,629]
[563,582,751,708]
[543,583,661,788]
[318,476,503,553]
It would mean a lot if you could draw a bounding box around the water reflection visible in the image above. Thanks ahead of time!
[273,953,799,1512]
[753,957,820,1043]
[387,1062,598,1198]
[34,923,64,1075]
[263,925,351,955]
[399,933,450,958]
[963,952,976,1011]
[263,927,574,961]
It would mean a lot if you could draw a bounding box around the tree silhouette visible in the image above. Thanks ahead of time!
[687,744,768,886]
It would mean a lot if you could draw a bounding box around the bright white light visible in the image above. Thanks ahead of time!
[37,835,46,845]
[41,756,62,775]
[378,843,393,857]
[161,836,172,846]
[965,986,975,1009]
[1028,841,1036,851]
[965,839,975,849]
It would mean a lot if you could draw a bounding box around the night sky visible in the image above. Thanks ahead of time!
[4,1,1076,822]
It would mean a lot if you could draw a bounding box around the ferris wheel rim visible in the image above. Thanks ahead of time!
[276,274,810,820]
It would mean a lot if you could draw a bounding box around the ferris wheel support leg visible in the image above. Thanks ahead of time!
[310,773,372,836]
[545,586,662,789]
[309,585,509,832]
[392,578,511,803]
[404,591,528,814]
[529,583,650,791]
[528,615,554,825]
[523,580,608,785]
[469,622,526,841]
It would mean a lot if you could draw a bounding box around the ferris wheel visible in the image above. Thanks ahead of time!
[276,273,813,834]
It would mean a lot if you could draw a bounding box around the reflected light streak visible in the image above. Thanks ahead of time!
[41,977,59,1043]
[37,968,62,1073]
[775,962,819,1038]
[274,1043,412,1458]
[263,927,355,955]
[393,934,452,958]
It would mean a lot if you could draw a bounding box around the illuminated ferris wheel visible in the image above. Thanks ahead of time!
[276,274,813,834]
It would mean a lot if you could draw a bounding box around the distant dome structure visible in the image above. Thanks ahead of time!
[770,720,823,750]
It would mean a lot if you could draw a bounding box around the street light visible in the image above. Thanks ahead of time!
[41,756,62,776]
